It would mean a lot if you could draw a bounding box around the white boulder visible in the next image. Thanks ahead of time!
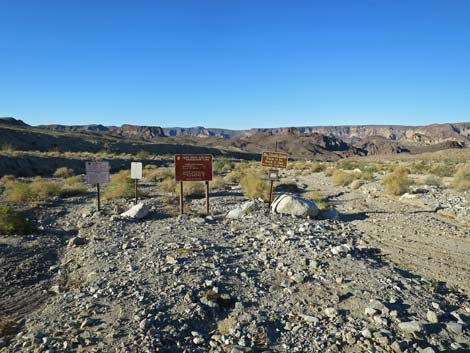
[271,194,319,218]
[120,203,149,219]
[226,201,256,219]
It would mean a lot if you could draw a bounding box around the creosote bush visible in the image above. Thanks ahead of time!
[178,181,205,198]
[213,157,235,175]
[453,165,470,191]
[5,177,87,202]
[381,167,410,196]
[103,170,142,200]
[332,170,357,186]
[239,171,270,202]
[211,176,226,190]
[144,167,174,182]
[53,167,74,178]
[160,177,177,194]
[0,205,32,235]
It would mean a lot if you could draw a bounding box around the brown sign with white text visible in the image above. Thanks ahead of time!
[175,154,213,181]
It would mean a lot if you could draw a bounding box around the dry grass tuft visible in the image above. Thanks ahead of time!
[239,171,270,202]
[103,170,142,200]
[302,190,332,210]
[382,167,411,195]
[53,167,74,178]
[453,165,470,191]
[0,205,32,235]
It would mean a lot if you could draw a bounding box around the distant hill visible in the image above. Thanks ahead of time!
[1,117,468,159]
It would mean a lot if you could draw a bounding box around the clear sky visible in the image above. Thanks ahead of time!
[1,0,469,129]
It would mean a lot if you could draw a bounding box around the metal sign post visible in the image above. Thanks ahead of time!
[175,154,213,215]
[86,161,110,211]
[131,162,143,204]
[261,148,288,209]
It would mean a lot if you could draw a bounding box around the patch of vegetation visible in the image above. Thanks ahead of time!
[382,166,411,195]
[453,165,470,191]
[239,171,270,202]
[302,190,333,210]
[0,205,32,235]
[179,181,206,198]
[160,177,177,194]
[136,150,151,159]
[144,167,174,182]
[309,162,326,173]
[213,157,235,175]
[211,176,226,190]
[103,170,143,200]
[332,170,357,186]
[429,163,456,177]
[53,167,74,178]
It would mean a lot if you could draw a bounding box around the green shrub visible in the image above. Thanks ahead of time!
[103,171,136,200]
[144,167,174,182]
[179,181,205,198]
[53,167,74,178]
[310,162,326,173]
[453,166,470,191]
[0,205,32,235]
[213,157,234,175]
[239,171,270,202]
[136,150,151,159]
[29,178,63,200]
[382,167,411,195]
[6,182,33,202]
[332,170,357,186]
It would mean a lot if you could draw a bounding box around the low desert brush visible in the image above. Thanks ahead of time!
[382,167,411,195]
[211,176,226,190]
[160,177,177,194]
[178,181,206,198]
[144,167,174,182]
[53,167,74,178]
[302,190,332,210]
[239,171,270,202]
[103,170,141,200]
[0,205,32,235]
[453,165,470,191]
[332,170,357,186]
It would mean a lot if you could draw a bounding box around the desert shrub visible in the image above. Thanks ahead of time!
[224,170,242,184]
[324,168,336,176]
[136,150,151,159]
[309,162,325,173]
[160,177,177,194]
[60,176,88,197]
[302,191,332,210]
[213,157,234,175]
[179,181,205,198]
[144,167,174,182]
[29,178,63,200]
[0,205,32,235]
[382,167,410,195]
[429,163,456,177]
[0,144,16,152]
[332,170,357,186]
[410,161,430,174]
[211,176,226,190]
[453,165,470,191]
[53,167,74,178]
[6,182,33,202]
[239,171,270,202]
[423,175,442,187]
[0,175,15,184]
[103,170,135,200]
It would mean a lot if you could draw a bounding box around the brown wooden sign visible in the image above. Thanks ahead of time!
[261,151,288,169]
[175,154,213,182]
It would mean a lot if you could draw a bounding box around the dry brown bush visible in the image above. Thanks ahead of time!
[53,167,74,178]
[382,167,411,195]
[453,165,470,191]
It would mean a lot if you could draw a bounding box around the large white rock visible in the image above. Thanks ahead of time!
[226,201,255,219]
[120,203,149,219]
[271,194,319,218]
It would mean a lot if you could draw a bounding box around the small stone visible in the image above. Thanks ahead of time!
[68,236,86,247]
[193,337,204,345]
[426,310,439,323]
[445,322,463,335]
[324,307,338,318]
[397,321,424,334]
[365,307,378,316]
[49,285,63,295]
[361,329,372,338]
[80,318,92,329]
[231,346,252,353]
[166,256,178,265]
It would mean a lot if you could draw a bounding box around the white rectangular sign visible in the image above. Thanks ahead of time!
[131,162,143,179]
[86,161,110,184]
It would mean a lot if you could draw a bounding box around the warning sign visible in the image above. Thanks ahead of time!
[85,161,110,184]
[175,154,213,182]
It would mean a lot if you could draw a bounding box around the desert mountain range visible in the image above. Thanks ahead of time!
[1,117,469,159]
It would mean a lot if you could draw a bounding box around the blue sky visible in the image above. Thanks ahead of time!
[1,0,469,129]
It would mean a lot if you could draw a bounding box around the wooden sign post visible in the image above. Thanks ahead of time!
[175,154,213,215]
[261,151,288,208]
[85,161,110,211]
[131,162,143,204]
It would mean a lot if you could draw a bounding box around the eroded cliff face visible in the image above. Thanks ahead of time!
[112,124,166,140]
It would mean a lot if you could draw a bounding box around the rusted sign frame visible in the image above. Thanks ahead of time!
[85,161,110,211]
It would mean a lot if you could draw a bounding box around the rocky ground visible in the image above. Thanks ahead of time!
[0,175,469,353]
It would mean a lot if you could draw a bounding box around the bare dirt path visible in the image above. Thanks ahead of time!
[301,174,470,296]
